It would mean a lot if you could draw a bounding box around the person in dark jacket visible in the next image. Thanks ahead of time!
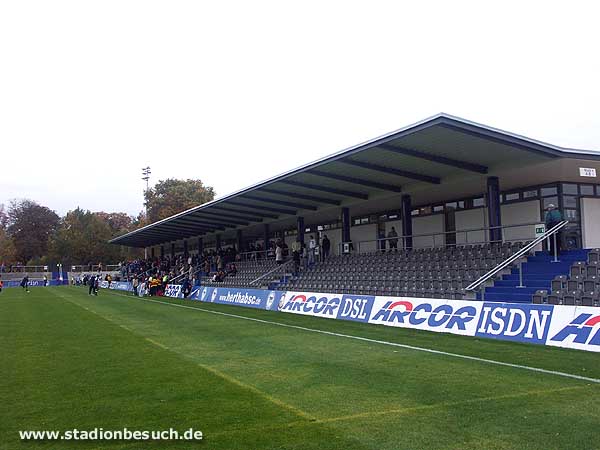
[88,275,96,295]
[21,275,30,293]
[545,204,564,256]
[182,277,192,298]
[322,235,331,259]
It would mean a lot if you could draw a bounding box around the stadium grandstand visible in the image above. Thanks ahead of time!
[111,113,600,306]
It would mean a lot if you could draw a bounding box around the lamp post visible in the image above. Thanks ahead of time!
[142,166,151,258]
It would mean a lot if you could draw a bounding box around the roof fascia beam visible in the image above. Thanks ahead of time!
[211,205,279,220]
[226,200,296,216]
[308,169,402,192]
[280,180,368,200]
[242,194,317,211]
[260,187,341,206]
[340,159,440,184]
[378,143,488,174]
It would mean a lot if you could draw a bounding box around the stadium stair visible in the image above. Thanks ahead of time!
[480,249,589,303]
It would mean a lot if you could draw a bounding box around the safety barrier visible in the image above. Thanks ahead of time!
[49,282,598,354]
[170,287,597,353]
[1,279,68,288]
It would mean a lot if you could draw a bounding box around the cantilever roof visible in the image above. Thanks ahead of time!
[111,113,599,247]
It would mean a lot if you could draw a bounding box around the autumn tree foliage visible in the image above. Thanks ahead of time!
[144,179,215,223]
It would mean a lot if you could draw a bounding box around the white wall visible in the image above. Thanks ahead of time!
[501,200,541,242]
[581,198,600,249]
[351,224,377,253]
[413,215,445,248]
[455,208,487,245]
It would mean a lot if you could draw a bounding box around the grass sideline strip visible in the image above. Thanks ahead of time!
[110,291,600,385]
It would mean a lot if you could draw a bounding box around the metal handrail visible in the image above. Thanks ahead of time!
[250,259,293,286]
[465,220,568,292]
[168,273,187,284]
[239,250,273,261]
[342,221,549,254]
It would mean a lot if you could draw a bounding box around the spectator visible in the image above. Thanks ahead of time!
[275,243,284,265]
[545,203,564,256]
[212,270,225,282]
[227,263,237,276]
[292,243,301,276]
[379,230,386,251]
[132,277,139,296]
[388,227,399,251]
[308,235,316,265]
[88,275,95,296]
[321,235,331,259]
[182,277,192,298]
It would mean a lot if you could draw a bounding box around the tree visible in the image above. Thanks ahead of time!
[7,199,60,264]
[94,212,133,235]
[0,204,8,229]
[48,209,142,266]
[144,179,215,223]
[0,227,17,265]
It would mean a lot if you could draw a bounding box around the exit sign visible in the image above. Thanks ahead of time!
[535,224,546,238]
[579,167,597,177]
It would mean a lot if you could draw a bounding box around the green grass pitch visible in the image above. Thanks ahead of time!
[1,286,599,450]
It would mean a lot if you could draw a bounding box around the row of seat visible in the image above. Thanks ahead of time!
[533,290,599,307]
[283,281,467,299]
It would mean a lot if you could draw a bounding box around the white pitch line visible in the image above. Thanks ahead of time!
[109,291,600,385]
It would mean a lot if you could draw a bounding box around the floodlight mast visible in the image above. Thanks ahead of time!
[141,166,151,259]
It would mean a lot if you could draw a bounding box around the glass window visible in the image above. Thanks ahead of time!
[457,200,465,209]
[353,219,361,225]
[360,218,369,224]
[562,183,578,195]
[445,202,457,209]
[504,193,520,202]
[563,196,578,208]
[523,189,538,198]
[388,214,398,219]
[433,205,444,212]
[564,209,579,221]
[541,186,558,196]
[580,184,594,196]
[419,206,432,215]
[473,197,485,207]
[411,209,419,216]
[543,196,559,209]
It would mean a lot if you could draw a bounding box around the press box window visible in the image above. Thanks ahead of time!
[541,186,558,196]
[563,196,578,208]
[565,209,579,220]
[473,197,485,207]
[523,189,538,198]
[580,185,594,196]
[562,183,578,195]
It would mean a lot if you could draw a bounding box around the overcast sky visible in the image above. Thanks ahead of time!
[1,1,599,217]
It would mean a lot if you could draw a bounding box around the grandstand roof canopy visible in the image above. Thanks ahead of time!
[111,113,600,248]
